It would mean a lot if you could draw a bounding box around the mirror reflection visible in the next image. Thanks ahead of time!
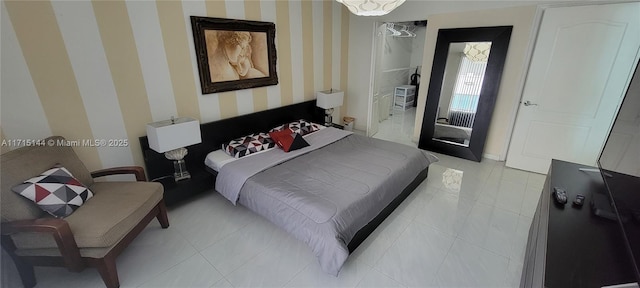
[433,41,491,147]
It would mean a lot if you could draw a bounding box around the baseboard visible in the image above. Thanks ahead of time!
[482,153,501,161]
[352,129,366,136]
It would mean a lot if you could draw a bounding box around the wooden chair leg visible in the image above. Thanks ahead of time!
[94,256,119,288]
[156,200,169,229]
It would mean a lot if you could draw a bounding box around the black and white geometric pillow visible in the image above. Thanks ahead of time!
[308,121,325,133]
[222,132,276,158]
[270,119,322,136]
[12,165,94,218]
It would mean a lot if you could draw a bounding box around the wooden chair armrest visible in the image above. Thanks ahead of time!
[91,166,147,181]
[1,218,83,271]
[2,218,69,235]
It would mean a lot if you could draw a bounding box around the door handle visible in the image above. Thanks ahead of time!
[523,100,538,106]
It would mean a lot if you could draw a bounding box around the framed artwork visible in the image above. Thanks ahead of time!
[190,16,278,94]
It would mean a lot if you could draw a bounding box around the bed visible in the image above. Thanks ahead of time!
[139,100,437,276]
[433,122,472,144]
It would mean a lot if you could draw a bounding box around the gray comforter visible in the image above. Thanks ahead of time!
[215,128,437,275]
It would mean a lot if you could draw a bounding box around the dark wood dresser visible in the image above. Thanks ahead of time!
[521,159,637,287]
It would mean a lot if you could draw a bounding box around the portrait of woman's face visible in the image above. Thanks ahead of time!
[225,42,245,64]
[205,30,269,83]
[220,31,250,64]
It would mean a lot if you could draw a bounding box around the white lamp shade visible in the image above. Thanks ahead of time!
[146,117,202,153]
[316,90,344,109]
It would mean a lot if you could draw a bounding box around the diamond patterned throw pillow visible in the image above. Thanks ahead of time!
[12,165,94,218]
[222,132,276,158]
[270,119,323,136]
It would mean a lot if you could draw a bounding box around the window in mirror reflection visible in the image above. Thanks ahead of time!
[433,41,491,147]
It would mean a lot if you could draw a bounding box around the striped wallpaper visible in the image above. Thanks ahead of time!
[1,0,350,172]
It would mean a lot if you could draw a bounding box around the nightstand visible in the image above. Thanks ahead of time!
[330,123,344,129]
[153,169,214,206]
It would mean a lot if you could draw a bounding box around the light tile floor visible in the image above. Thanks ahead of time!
[1,110,546,288]
[372,107,418,147]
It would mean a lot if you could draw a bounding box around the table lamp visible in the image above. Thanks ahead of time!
[146,117,202,181]
[316,89,344,126]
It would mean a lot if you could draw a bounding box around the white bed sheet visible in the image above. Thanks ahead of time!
[205,148,277,172]
[204,150,237,172]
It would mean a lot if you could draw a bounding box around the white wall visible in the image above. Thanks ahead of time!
[380,33,413,98]
[346,17,375,131]
[381,35,412,70]
[410,26,427,69]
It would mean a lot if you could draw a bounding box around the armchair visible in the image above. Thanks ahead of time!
[1,136,169,288]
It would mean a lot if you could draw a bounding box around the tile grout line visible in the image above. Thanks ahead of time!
[134,230,200,288]
[198,249,234,288]
[280,260,313,288]
[429,230,458,286]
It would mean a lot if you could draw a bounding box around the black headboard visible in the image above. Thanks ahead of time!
[139,100,324,180]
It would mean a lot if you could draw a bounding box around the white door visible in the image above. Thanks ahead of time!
[506,2,640,174]
[379,93,390,121]
[372,96,380,134]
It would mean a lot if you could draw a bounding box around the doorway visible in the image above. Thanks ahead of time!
[368,21,427,147]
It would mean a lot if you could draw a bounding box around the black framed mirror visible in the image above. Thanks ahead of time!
[418,26,512,161]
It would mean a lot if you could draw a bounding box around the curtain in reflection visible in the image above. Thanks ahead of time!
[448,56,488,128]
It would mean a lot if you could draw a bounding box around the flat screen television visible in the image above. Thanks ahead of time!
[598,60,640,282]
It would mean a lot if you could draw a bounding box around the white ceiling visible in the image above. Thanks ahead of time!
[370,0,596,22]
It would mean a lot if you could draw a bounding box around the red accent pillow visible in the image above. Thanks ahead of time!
[269,128,310,152]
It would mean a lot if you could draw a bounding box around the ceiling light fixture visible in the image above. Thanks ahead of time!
[336,0,406,16]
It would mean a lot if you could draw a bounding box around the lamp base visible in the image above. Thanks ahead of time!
[324,108,334,127]
[164,148,191,182]
[173,159,191,181]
